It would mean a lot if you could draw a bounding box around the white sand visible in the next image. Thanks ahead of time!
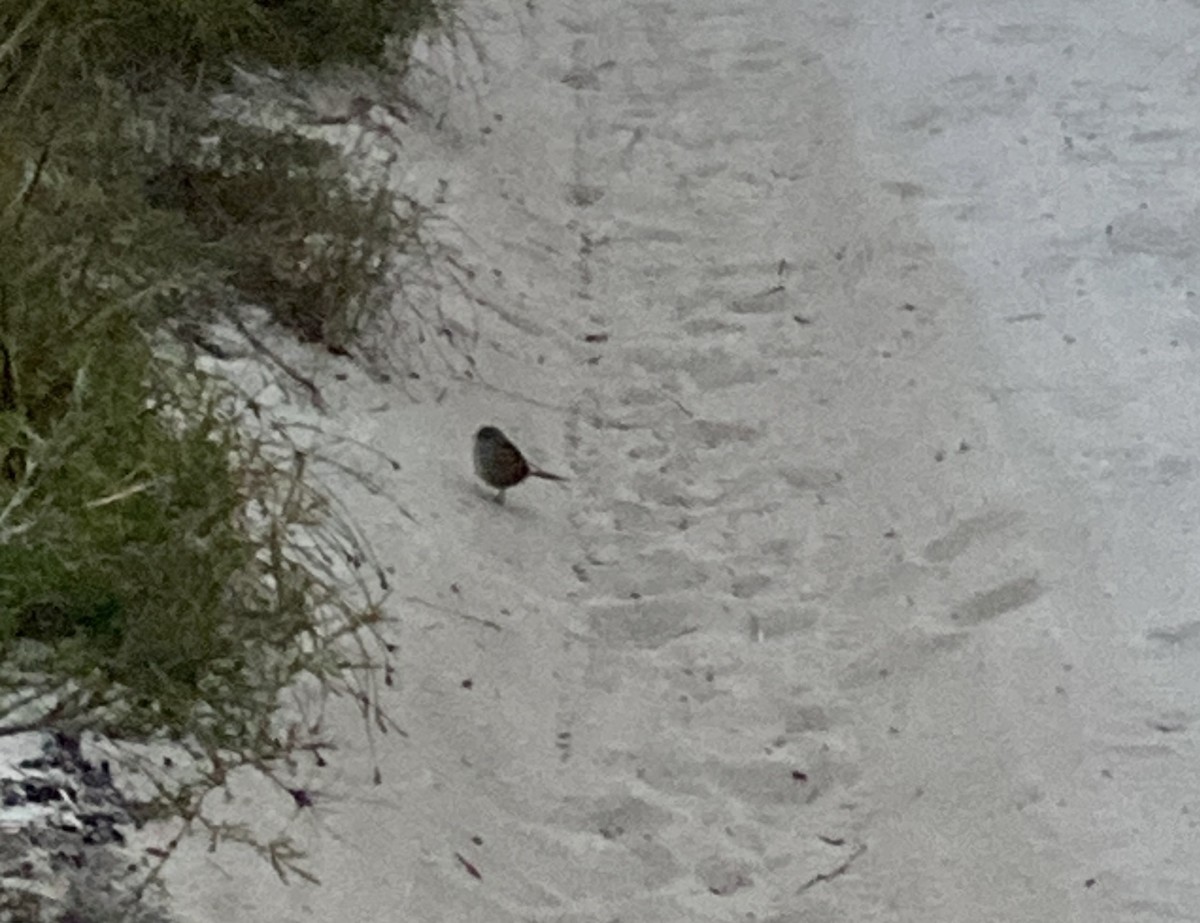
[159,1,1200,920]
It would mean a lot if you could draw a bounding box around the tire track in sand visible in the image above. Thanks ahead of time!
[546,1,1076,920]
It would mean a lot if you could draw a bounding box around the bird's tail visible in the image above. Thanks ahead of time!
[530,468,568,482]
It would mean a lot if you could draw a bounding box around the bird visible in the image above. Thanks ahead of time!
[473,426,567,504]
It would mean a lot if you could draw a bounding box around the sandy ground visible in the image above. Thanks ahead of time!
[148,1,1200,920]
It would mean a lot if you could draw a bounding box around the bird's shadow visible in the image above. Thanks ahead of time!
[459,475,540,519]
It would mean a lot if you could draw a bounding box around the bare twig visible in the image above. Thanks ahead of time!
[227,312,327,412]
[797,843,867,893]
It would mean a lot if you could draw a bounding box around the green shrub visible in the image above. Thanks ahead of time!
[2,0,448,84]
[142,121,404,348]
[0,0,421,749]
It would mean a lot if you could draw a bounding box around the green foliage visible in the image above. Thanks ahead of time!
[1,0,448,85]
[3,53,409,353]
[0,0,441,902]
[0,242,300,741]
[0,398,249,726]
[0,0,421,751]
[142,121,404,347]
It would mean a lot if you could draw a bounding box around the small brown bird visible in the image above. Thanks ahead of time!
[474,425,567,504]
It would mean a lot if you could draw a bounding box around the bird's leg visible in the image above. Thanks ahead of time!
[494,488,506,505]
